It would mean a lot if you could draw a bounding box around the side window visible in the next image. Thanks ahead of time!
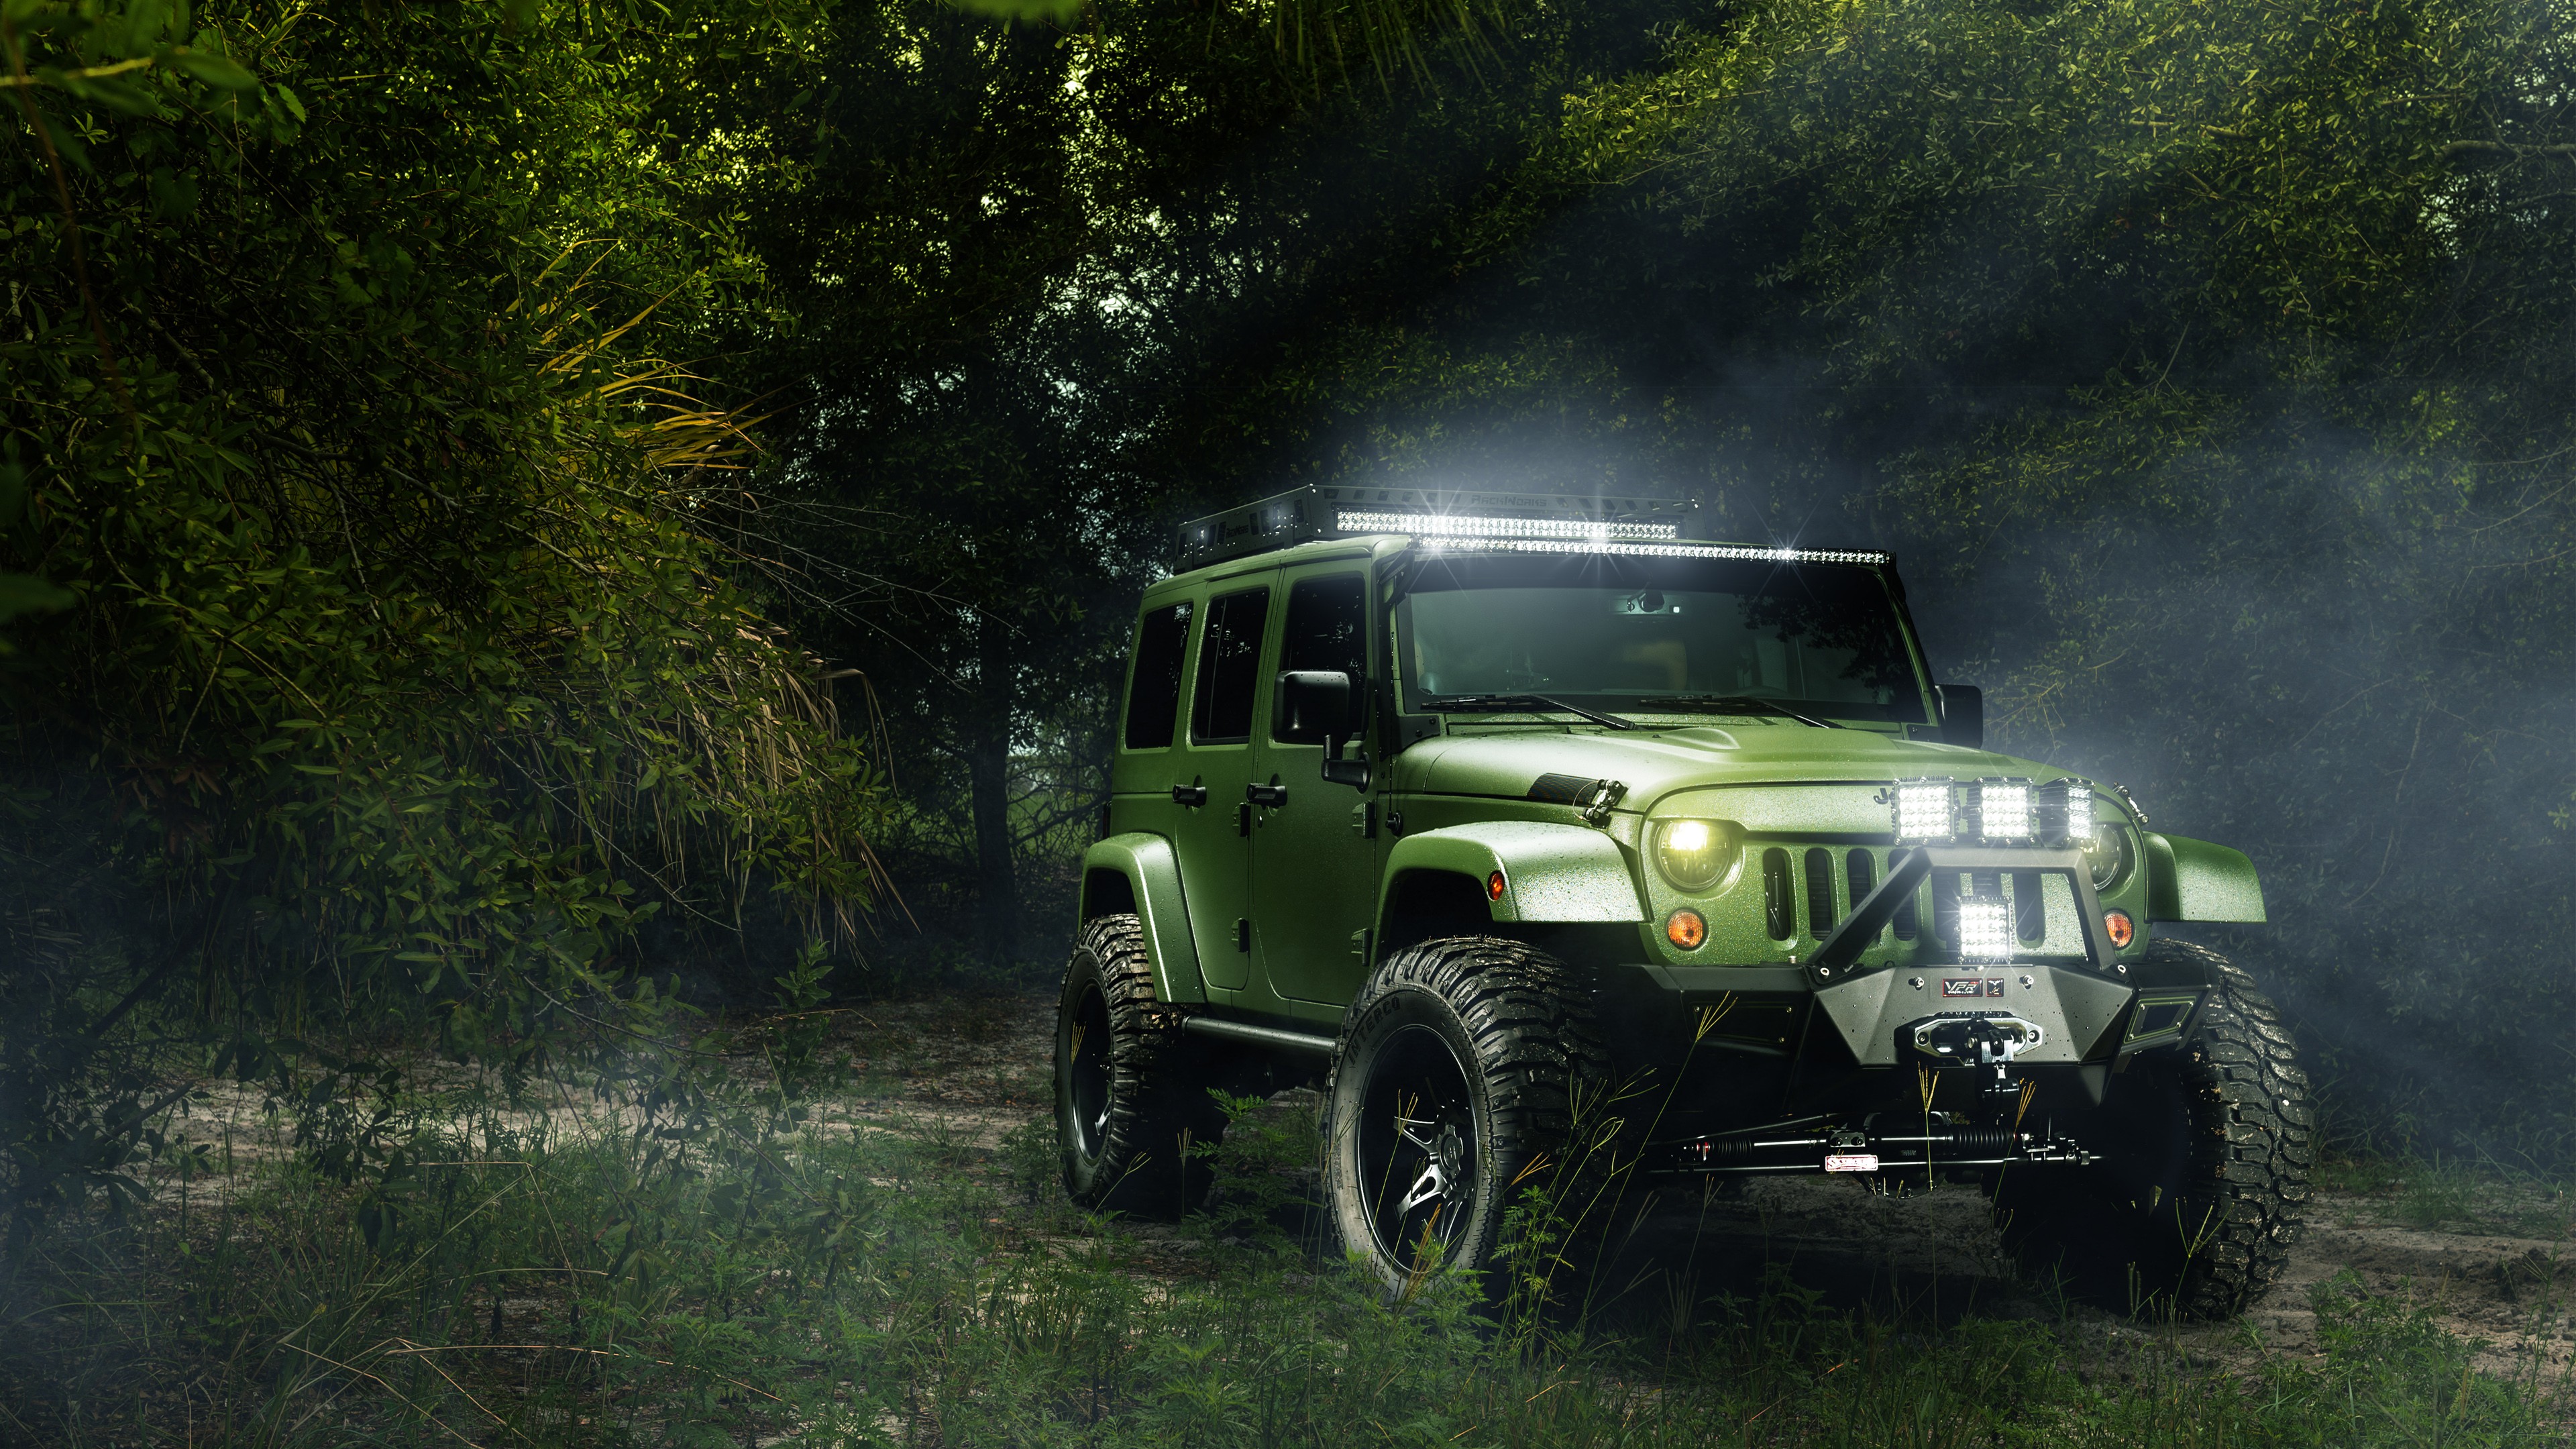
[1274,574,1367,743]
[1190,587,1271,744]
[1122,601,1191,750]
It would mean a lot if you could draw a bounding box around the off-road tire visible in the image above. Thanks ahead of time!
[1992,939,2312,1318]
[1323,936,1613,1297]
[1055,914,1222,1217]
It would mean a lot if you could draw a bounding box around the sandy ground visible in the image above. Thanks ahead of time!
[153,988,2573,1385]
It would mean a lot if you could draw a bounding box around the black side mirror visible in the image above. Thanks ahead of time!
[1275,670,1356,738]
[1277,670,1372,791]
[1935,683,1984,751]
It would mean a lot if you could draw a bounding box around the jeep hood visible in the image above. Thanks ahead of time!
[1387,725,2072,814]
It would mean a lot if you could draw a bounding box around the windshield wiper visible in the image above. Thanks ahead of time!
[1421,694,1636,731]
[1635,694,1843,729]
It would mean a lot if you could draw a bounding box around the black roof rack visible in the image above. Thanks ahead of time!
[1174,486,1706,572]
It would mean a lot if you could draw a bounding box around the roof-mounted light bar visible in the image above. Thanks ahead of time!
[1173,484,1892,572]
[1416,535,1891,566]
[1336,510,1680,542]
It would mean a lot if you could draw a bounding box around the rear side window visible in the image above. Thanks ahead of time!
[1191,587,1271,743]
[1122,601,1191,750]
[1274,574,1367,743]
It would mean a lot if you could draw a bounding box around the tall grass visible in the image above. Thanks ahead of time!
[0,1053,2567,1447]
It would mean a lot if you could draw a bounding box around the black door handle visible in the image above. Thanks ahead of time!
[1171,784,1208,807]
[1247,782,1289,808]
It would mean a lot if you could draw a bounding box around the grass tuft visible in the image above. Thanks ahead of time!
[1,1061,2569,1446]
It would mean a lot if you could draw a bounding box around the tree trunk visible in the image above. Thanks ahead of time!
[969,608,1020,967]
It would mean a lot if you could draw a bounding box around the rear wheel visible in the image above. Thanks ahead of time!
[1056,915,1221,1216]
[1323,936,1611,1296]
[1992,940,2312,1318]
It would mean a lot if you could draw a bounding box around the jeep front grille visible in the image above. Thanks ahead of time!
[1803,848,1835,940]
[1761,849,1794,939]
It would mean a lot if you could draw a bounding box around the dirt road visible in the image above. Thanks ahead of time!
[158,985,2572,1383]
[844,989,2573,1380]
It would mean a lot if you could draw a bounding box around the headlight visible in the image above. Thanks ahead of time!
[2080,821,2135,893]
[1653,818,1741,893]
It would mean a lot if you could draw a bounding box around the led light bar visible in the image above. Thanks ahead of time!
[1336,510,1679,542]
[1412,535,1892,566]
[1175,484,1900,570]
[1955,896,2016,963]
[1892,776,2091,846]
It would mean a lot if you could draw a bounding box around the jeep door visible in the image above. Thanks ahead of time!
[1250,562,1382,1008]
[1107,586,1195,943]
[1171,578,1273,995]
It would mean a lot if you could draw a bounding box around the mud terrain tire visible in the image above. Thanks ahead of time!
[1324,936,1613,1297]
[1992,939,2312,1318]
[1055,914,1222,1217]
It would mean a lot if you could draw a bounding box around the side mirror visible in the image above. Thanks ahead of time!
[1275,670,1358,739]
[1276,670,1372,792]
[1935,684,1984,751]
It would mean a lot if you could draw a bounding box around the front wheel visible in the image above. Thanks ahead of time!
[1322,936,1611,1296]
[1055,915,1221,1216]
[1992,939,2312,1318]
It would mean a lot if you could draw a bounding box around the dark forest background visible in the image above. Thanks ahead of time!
[5,0,2575,1226]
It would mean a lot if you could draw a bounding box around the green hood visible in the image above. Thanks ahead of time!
[1388,723,2075,816]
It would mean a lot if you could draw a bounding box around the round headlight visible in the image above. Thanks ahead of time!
[1653,818,1741,894]
[2082,819,2135,893]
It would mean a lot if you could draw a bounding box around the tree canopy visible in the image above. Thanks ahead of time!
[6,0,2574,1225]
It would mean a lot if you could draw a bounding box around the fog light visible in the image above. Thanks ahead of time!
[1665,909,1707,950]
[2104,910,2134,949]
[1957,896,2014,963]
[1487,870,1506,901]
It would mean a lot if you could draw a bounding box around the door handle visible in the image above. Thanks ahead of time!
[1247,782,1289,808]
[1171,784,1208,807]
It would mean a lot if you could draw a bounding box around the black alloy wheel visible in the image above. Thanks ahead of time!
[1324,934,1609,1296]
[1065,977,1116,1162]
[1352,1023,1481,1267]
[1054,914,1220,1216]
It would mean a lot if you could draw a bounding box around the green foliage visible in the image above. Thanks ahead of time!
[0,0,878,1232]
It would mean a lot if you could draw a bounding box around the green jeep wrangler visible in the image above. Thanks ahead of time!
[1055,486,2309,1318]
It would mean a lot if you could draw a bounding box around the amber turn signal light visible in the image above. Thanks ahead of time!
[1665,909,1707,950]
[2104,909,2134,949]
[1487,870,1506,901]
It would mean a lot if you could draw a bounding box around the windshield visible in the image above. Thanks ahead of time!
[1397,553,1931,724]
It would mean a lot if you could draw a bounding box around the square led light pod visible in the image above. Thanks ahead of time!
[1975,780,2035,843]
[2038,777,2094,847]
[1955,895,2015,963]
[1890,780,1957,841]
